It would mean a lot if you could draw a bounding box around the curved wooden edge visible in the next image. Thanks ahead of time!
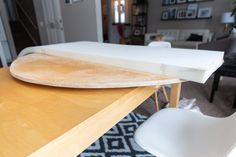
[10,53,180,89]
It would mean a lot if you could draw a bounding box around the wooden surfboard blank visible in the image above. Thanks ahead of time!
[10,53,179,88]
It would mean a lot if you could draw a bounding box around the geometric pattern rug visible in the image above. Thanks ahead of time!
[77,112,155,157]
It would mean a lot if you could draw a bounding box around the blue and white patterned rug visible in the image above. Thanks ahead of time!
[78,112,155,157]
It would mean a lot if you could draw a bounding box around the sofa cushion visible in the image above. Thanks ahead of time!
[171,41,203,49]
[179,29,210,42]
[156,29,180,41]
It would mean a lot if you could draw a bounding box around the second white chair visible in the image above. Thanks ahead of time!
[148,41,172,48]
[134,108,236,157]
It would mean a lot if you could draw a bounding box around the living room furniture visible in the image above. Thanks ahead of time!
[135,108,236,157]
[199,37,236,55]
[198,37,236,107]
[131,0,148,45]
[210,53,236,108]
[145,29,213,49]
[148,41,171,48]
[0,67,183,157]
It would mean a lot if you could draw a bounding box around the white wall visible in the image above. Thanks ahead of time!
[33,0,103,44]
[147,0,232,33]
[60,0,103,42]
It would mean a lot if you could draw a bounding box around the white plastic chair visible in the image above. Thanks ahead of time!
[148,41,171,108]
[134,108,236,157]
[148,41,172,48]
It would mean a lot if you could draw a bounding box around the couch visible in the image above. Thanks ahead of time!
[145,29,213,49]
[198,37,236,107]
[199,37,236,56]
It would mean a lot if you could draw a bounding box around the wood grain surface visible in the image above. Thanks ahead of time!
[0,68,156,157]
[10,53,179,88]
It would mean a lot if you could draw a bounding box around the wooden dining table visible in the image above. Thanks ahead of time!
[0,68,181,157]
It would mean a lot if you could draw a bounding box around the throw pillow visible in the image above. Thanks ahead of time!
[186,34,203,41]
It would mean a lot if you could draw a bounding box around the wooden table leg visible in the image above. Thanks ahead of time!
[154,91,159,111]
[169,83,181,108]
[161,85,169,103]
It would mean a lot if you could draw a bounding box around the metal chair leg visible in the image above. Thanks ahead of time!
[210,73,220,103]
[233,90,236,108]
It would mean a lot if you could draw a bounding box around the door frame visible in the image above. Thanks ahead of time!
[0,0,17,60]
[41,0,65,44]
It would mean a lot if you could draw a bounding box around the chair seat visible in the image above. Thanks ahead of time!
[134,109,236,157]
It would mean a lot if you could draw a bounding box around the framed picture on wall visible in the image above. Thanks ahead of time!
[161,11,169,20]
[186,10,197,19]
[187,3,198,10]
[169,0,176,5]
[198,8,212,18]
[162,0,169,5]
[186,3,198,19]
[177,10,187,19]
[177,0,186,3]
[168,8,178,19]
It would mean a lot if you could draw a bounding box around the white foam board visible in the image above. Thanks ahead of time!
[18,41,224,83]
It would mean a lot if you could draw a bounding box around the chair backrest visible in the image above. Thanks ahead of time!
[148,41,172,48]
[144,33,159,45]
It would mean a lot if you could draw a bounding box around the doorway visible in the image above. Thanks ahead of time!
[41,0,65,44]
[4,0,41,54]
[102,0,109,42]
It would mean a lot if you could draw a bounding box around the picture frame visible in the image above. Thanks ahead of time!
[186,10,197,19]
[168,8,177,19]
[177,0,186,3]
[177,10,187,19]
[186,3,198,19]
[198,8,212,18]
[169,0,176,5]
[161,11,169,20]
[187,3,198,10]
[162,0,169,5]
